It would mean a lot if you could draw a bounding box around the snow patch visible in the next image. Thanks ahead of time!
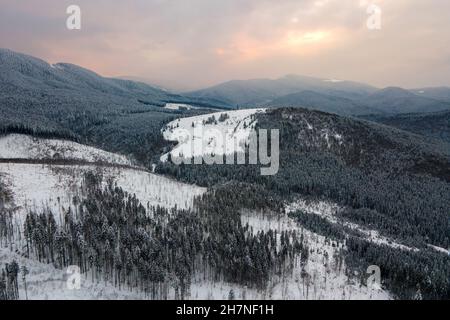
[164,103,198,111]
[323,79,344,83]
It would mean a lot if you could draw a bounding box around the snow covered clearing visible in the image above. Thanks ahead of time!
[0,134,205,224]
[0,163,206,225]
[285,198,417,252]
[160,108,266,161]
[164,103,198,111]
[239,210,391,300]
[0,134,132,166]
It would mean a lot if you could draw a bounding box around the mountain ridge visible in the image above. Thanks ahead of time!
[186,74,378,107]
[0,48,229,109]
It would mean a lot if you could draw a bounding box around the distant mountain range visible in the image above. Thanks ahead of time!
[359,87,450,114]
[411,87,450,101]
[266,90,378,116]
[2,47,450,127]
[186,75,450,115]
[186,74,377,108]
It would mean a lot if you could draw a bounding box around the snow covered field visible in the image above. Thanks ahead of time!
[161,108,266,161]
[0,134,132,165]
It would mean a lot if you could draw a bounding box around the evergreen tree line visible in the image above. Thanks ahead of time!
[0,123,79,143]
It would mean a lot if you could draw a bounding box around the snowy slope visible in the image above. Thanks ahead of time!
[0,134,132,165]
[161,108,266,161]
[0,163,206,225]
[0,134,208,300]
[0,134,205,224]
[2,243,389,300]
[285,198,417,252]
[239,210,391,300]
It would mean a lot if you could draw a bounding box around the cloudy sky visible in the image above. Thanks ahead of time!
[1,0,449,90]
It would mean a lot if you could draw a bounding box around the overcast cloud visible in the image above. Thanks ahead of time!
[1,0,449,90]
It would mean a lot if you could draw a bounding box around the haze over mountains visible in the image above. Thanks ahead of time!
[266,90,377,116]
[187,74,450,115]
[360,87,450,114]
[411,87,450,101]
[186,74,377,107]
